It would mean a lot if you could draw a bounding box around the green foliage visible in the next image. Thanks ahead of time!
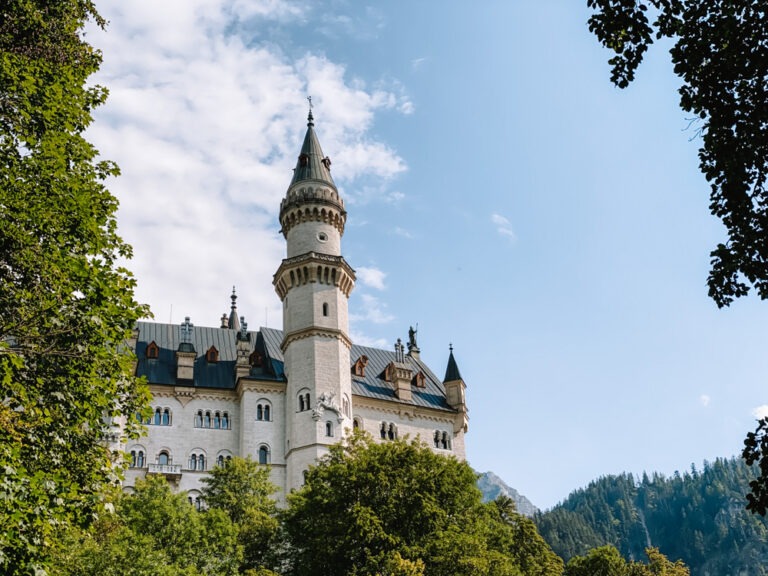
[743,417,768,515]
[564,546,690,576]
[586,0,768,308]
[50,476,242,576]
[280,432,560,576]
[565,544,628,576]
[0,1,149,573]
[201,457,280,572]
[536,458,768,575]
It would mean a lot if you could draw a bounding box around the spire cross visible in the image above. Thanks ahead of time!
[307,95,313,110]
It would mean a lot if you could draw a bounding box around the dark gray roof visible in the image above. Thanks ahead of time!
[135,322,454,412]
[289,111,336,189]
[444,348,463,382]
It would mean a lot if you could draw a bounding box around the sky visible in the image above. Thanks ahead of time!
[88,0,768,510]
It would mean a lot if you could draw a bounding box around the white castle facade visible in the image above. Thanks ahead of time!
[120,112,469,502]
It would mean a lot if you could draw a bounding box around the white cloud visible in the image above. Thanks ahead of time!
[393,227,413,239]
[753,405,768,419]
[491,213,517,241]
[86,1,408,331]
[350,294,394,325]
[356,267,387,290]
[699,394,711,407]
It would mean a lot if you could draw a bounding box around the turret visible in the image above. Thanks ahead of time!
[274,108,356,491]
[443,345,468,433]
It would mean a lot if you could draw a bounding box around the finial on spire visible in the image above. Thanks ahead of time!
[449,343,453,352]
[230,286,237,310]
[307,96,314,126]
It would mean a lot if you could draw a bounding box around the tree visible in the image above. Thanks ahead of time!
[0,3,150,572]
[201,456,280,572]
[51,475,242,576]
[280,432,559,576]
[586,0,768,308]
[628,548,690,576]
[564,545,628,576]
[489,496,564,576]
[743,417,768,515]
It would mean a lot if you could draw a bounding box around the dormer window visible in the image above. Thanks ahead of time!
[384,362,396,382]
[299,153,309,167]
[321,156,331,170]
[412,371,426,388]
[146,341,159,359]
[206,346,219,363]
[352,355,368,377]
[249,350,263,367]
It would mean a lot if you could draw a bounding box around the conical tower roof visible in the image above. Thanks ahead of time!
[443,345,463,382]
[289,109,336,190]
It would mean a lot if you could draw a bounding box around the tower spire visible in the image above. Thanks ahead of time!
[228,286,241,331]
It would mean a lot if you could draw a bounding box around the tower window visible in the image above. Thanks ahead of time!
[258,445,270,465]
[317,232,328,242]
[257,401,272,421]
[206,346,219,363]
[322,303,329,317]
[326,421,334,437]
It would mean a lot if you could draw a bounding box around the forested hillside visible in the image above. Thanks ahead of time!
[535,458,768,576]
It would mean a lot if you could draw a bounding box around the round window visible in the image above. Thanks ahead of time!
[317,232,328,242]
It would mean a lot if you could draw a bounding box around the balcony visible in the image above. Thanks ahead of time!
[146,463,182,482]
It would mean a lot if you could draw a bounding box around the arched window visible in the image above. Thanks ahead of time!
[217,455,224,467]
[326,421,334,437]
[257,405,263,420]
[137,450,144,468]
[258,445,270,465]
[153,408,161,425]
[322,302,329,317]
[222,412,229,429]
[353,418,360,430]
[162,408,170,426]
[388,423,396,440]
[298,390,310,412]
[264,405,270,421]
[197,454,206,471]
[130,450,137,467]
[434,430,441,448]
[194,410,202,427]
[214,412,221,429]
[189,454,197,470]
[158,451,170,466]
[442,432,450,450]
[380,422,387,439]
[204,411,211,428]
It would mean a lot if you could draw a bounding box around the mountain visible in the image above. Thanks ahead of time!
[534,457,768,576]
[477,471,538,517]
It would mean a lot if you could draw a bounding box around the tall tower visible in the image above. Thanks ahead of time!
[273,110,356,491]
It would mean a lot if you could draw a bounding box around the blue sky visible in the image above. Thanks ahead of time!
[91,0,768,510]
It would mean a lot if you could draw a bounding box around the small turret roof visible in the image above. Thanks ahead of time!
[228,287,240,331]
[289,109,336,189]
[443,345,463,382]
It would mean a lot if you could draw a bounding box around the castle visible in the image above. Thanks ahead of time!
[121,111,469,502]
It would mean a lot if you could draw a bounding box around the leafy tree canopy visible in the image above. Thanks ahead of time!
[0,1,149,573]
[743,417,768,515]
[280,432,560,576]
[201,456,280,572]
[51,476,242,576]
[586,0,768,308]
